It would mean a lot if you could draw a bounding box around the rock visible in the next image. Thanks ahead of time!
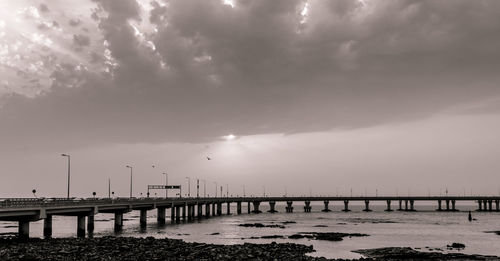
[238,223,286,229]
[354,247,499,260]
[447,242,465,249]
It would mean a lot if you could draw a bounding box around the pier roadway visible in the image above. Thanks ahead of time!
[1,196,499,238]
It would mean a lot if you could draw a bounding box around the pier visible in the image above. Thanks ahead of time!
[1,196,499,238]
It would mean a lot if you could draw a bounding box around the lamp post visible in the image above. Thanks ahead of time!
[126,165,133,198]
[163,172,168,198]
[185,177,190,197]
[201,179,206,197]
[61,154,71,199]
[226,184,229,198]
[196,179,200,198]
[214,182,218,197]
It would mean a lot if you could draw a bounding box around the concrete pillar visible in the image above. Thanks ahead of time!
[304,201,312,213]
[478,200,482,211]
[437,200,442,211]
[286,201,294,213]
[363,200,371,212]
[114,212,123,232]
[446,199,450,211]
[205,203,210,217]
[157,207,166,224]
[18,220,30,239]
[170,207,175,224]
[398,200,403,211]
[212,202,216,216]
[43,215,52,238]
[252,201,262,213]
[268,201,277,213]
[410,200,415,211]
[247,202,251,214]
[237,201,242,214]
[176,206,181,223]
[140,209,147,227]
[182,204,187,221]
[217,203,222,216]
[322,200,331,212]
[488,200,493,211]
[343,200,350,212]
[483,200,488,210]
[227,202,231,215]
[451,200,456,211]
[404,200,408,211]
[496,200,499,212]
[385,200,392,212]
[87,215,95,236]
[198,204,203,218]
[77,215,86,237]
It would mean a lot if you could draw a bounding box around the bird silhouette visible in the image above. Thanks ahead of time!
[207,156,211,160]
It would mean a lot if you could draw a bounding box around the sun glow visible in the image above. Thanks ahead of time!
[223,134,236,140]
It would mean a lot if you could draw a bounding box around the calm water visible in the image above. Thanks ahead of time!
[1,203,499,259]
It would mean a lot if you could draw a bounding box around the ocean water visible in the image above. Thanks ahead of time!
[1,202,500,259]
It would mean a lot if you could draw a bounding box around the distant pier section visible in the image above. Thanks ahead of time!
[1,196,499,239]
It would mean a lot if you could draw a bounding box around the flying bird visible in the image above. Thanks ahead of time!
[207,156,211,160]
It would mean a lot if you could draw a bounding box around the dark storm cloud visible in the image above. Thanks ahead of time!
[1,0,500,150]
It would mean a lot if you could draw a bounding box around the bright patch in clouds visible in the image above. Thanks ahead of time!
[223,0,234,8]
[224,134,236,140]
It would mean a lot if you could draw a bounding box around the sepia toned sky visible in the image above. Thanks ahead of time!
[1,0,500,198]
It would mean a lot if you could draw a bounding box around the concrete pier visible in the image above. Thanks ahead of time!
[157,207,166,224]
[205,203,210,217]
[488,200,493,211]
[445,199,450,211]
[343,200,350,212]
[451,200,457,211]
[304,201,311,212]
[363,200,372,212]
[404,200,408,211]
[212,202,216,216]
[268,201,277,213]
[437,200,442,211]
[77,215,85,237]
[385,200,392,211]
[483,200,487,211]
[198,204,203,218]
[227,202,231,215]
[175,206,181,223]
[182,205,186,221]
[478,200,482,211]
[217,202,222,216]
[252,201,262,213]
[410,200,415,211]
[496,200,499,211]
[43,215,52,238]
[87,214,95,236]
[237,201,242,214]
[398,200,403,211]
[285,201,293,213]
[139,209,147,227]
[247,202,251,214]
[322,200,331,212]
[18,220,30,239]
[171,206,176,223]
[114,212,123,232]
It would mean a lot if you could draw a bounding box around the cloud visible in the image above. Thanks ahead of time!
[39,3,49,13]
[68,18,81,27]
[1,0,500,151]
[73,34,91,47]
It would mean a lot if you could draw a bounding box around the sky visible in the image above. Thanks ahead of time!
[1,0,500,198]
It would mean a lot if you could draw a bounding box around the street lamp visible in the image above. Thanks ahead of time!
[61,154,71,198]
[163,172,168,198]
[214,182,218,198]
[126,165,133,198]
[185,177,190,197]
[201,179,206,197]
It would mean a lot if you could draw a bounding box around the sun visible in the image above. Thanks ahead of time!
[223,134,236,140]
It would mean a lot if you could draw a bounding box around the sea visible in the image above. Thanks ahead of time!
[1,202,499,259]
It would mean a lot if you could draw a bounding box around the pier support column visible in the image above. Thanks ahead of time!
[483,200,487,211]
[182,204,187,221]
[286,201,294,213]
[343,200,350,212]
[322,200,331,212]
[385,200,392,212]
[495,200,499,212]
[363,200,372,212]
[18,220,30,239]
[227,202,231,215]
[212,203,216,216]
[43,215,52,238]
[140,209,147,227]
[478,200,482,211]
[445,199,450,211]
[237,201,242,214]
[198,204,203,218]
[404,200,408,211]
[488,200,493,212]
[170,207,175,223]
[437,200,442,211]
[451,200,457,211]
[87,214,95,236]
[217,203,222,216]
[409,200,415,211]
[247,202,251,214]
[205,203,210,217]
[304,201,312,213]
[398,200,403,211]
[157,207,166,224]
[252,201,262,213]
[114,212,123,232]
[268,201,277,213]
[176,206,181,223]
[77,215,86,237]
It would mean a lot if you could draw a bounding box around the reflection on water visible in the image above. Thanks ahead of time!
[1,203,499,259]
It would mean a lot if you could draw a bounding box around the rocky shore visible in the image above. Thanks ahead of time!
[0,236,325,261]
[353,247,500,260]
